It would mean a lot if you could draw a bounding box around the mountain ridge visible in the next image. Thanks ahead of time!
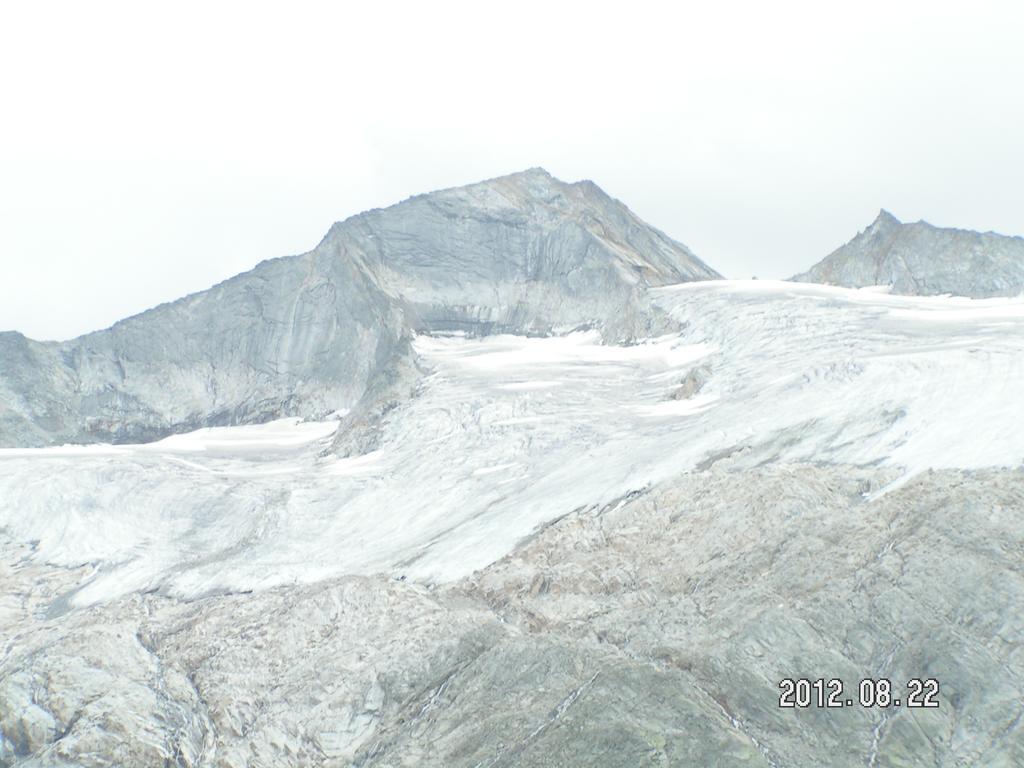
[0,169,720,448]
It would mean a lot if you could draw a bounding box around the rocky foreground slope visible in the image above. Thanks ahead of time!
[792,209,1024,297]
[3,465,1022,767]
[0,168,717,448]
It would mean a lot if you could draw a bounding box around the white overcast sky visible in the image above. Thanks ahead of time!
[2,0,1022,340]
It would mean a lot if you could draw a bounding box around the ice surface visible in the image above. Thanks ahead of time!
[1,281,1021,607]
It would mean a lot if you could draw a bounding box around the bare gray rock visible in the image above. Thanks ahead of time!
[791,210,1024,297]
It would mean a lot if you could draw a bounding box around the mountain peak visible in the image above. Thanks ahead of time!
[462,166,556,189]
[865,209,902,235]
[792,211,1024,297]
[508,165,553,180]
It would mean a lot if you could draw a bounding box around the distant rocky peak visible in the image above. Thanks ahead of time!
[870,209,901,230]
[792,209,1024,298]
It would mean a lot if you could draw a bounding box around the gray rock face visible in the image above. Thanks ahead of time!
[0,169,718,448]
[2,254,405,448]
[791,210,1024,297]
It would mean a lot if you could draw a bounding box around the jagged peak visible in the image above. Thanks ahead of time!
[871,209,902,228]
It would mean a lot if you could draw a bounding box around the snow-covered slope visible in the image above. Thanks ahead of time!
[792,210,1024,297]
[2,281,1020,610]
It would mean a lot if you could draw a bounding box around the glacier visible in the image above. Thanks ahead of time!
[2,281,1021,612]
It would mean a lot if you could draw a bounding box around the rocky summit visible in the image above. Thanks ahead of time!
[791,209,1024,298]
[0,168,718,449]
[1,173,1023,767]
